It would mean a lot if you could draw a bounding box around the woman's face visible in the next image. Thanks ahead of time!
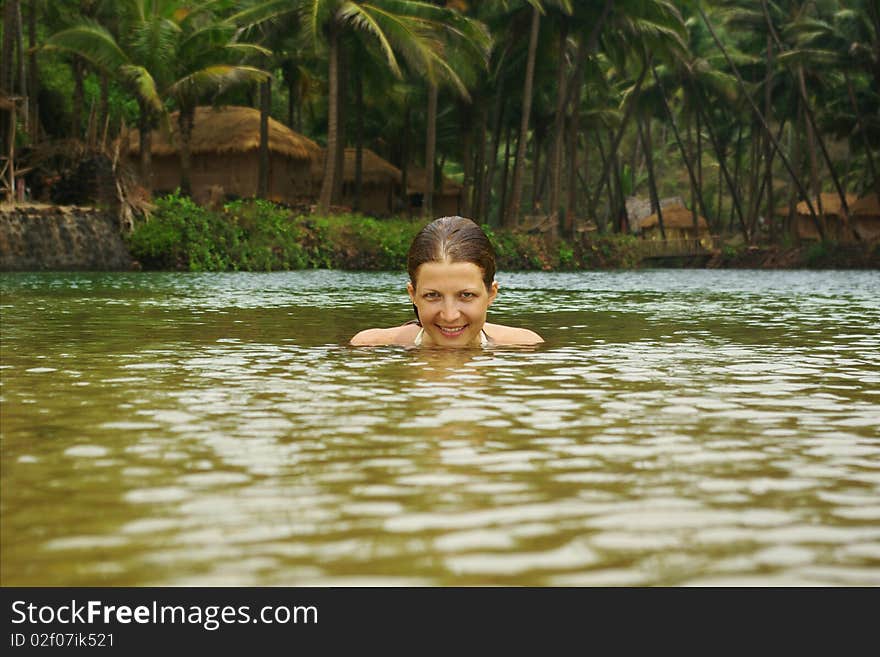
[407,260,498,347]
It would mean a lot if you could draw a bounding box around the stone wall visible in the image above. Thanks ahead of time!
[0,204,136,271]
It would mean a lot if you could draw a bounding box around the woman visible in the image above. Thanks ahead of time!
[350,216,544,347]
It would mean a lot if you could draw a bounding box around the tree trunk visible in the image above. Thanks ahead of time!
[137,102,153,193]
[98,71,110,139]
[612,143,628,233]
[564,99,580,236]
[651,64,709,232]
[178,106,195,197]
[0,0,15,94]
[505,5,541,227]
[594,131,615,231]
[639,116,665,239]
[531,132,542,210]
[845,71,879,197]
[401,103,410,215]
[799,67,824,234]
[460,102,474,218]
[786,113,801,240]
[287,75,295,129]
[472,100,488,221]
[563,32,589,236]
[72,56,85,140]
[696,95,748,242]
[698,5,822,236]
[27,0,37,142]
[732,122,745,233]
[798,66,852,229]
[746,118,762,238]
[424,81,438,218]
[258,75,271,198]
[588,59,650,227]
[696,107,703,220]
[563,0,613,111]
[354,60,363,212]
[482,95,505,223]
[765,35,775,243]
[14,0,23,98]
[499,121,513,225]
[333,36,346,205]
[548,20,568,221]
[318,20,340,213]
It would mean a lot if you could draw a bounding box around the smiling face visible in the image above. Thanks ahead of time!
[407,260,498,347]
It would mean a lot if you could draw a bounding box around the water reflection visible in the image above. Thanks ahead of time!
[1,269,879,585]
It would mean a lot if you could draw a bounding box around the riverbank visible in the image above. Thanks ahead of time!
[0,202,135,271]
[124,196,880,271]
[2,198,878,271]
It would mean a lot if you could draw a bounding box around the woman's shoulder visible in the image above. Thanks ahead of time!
[349,323,420,346]
[484,322,544,345]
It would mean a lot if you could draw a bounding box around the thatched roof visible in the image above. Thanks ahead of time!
[852,193,880,218]
[626,195,685,223]
[127,106,321,161]
[312,148,402,185]
[640,204,708,230]
[795,192,857,217]
[406,166,463,196]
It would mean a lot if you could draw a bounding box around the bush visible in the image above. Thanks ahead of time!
[128,196,648,272]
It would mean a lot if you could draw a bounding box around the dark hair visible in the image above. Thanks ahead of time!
[408,216,496,289]
[407,216,496,324]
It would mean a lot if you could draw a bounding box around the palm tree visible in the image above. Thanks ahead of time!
[43,0,271,195]
[303,1,486,215]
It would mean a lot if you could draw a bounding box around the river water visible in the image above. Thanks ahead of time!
[1,269,879,586]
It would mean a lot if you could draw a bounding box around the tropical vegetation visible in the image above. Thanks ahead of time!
[1,0,878,251]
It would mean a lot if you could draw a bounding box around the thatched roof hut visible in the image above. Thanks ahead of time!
[128,105,321,161]
[852,193,880,218]
[311,148,402,216]
[406,167,462,197]
[851,193,880,242]
[641,204,709,231]
[311,148,402,185]
[795,192,857,217]
[127,106,321,204]
[406,166,462,217]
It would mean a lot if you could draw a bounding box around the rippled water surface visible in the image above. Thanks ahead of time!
[2,269,879,586]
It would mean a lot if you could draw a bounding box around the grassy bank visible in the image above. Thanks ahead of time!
[126,194,642,272]
[126,195,879,272]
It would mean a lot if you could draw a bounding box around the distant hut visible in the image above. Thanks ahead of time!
[127,106,321,204]
[312,148,402,216]
[406,167,462,217]
[639,203,711,247]
[793,192,858,242]
[851,193,880,242]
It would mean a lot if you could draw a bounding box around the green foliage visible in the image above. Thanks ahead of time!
[804,241,831,267]
[128,198,649,272]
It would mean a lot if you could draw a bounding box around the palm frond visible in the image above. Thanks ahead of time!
[42,22,130,72]
[119,64,164,113]
[166,64,270,102]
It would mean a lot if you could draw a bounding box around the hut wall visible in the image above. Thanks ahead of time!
[795,215,822,241]
[148,155,182,196]
[269,155,312,203]
[137,152,313,205]
[642,225,706,242]
[342,184,394,216]
[433,193,461,218]
[795,214,859,243]
[853,216,880,242]
[192,152,259,200]
[642,225,713,250]
[146,152,259,200]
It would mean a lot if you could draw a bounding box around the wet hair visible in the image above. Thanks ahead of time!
[407,216,496,323]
